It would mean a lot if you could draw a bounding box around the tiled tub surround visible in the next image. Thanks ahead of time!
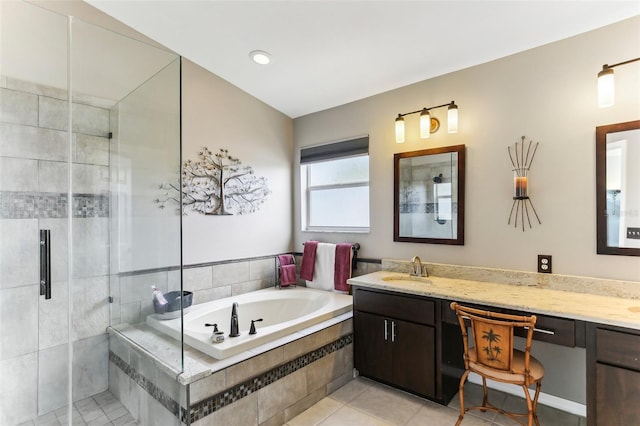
[109,256,380,426]
[108,313,354,425]
[110,254,380,332]
[0,76,113,425]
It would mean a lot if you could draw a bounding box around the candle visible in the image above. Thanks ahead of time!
[514,176,528,198]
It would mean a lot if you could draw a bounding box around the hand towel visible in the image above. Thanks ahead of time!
[278,254,294,266]
[305,242,335,291]
[279,264,297,287]
[300,241,318,281]
[334,243,352,292]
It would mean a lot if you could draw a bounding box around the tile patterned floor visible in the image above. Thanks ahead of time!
[16,378,586,425]
[287,377,587,426]
[16,391,136,426]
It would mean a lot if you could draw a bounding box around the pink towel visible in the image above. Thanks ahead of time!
[278,254,294,266]
[334,243,352,292]
[300,241,318,281]
[279,264,297,287]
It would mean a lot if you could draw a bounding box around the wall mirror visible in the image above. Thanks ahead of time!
[394,145,465,245]
[596,120,640,256]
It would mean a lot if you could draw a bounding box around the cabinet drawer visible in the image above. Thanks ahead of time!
[354,288,435,326]
[596,328,640,371]
[514,314,576,347]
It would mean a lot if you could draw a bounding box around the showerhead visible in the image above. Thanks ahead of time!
[433,173,443,183]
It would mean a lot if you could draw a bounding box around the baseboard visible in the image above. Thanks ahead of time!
[468,373,586,417]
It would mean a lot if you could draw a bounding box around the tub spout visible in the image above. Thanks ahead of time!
[229,302,240,337]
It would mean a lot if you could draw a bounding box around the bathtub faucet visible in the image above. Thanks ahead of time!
[229,302,240,337]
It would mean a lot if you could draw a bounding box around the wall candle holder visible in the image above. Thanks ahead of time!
[508,136,541,231]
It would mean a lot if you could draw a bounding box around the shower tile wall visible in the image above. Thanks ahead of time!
[0,76,112,425]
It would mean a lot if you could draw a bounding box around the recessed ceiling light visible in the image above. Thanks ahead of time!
[250,50,271,65]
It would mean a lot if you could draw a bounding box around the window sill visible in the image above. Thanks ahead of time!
[302,229,370,234]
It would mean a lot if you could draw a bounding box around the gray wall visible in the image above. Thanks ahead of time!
[293,16,640,283]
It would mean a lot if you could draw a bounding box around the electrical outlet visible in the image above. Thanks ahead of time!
[538,255,552,273]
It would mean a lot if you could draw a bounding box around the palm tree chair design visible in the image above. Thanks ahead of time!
[450,302,545,426]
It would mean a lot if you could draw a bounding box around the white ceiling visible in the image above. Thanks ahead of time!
[85,0,639,118]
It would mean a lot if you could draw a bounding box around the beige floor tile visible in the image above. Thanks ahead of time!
[319,405,393,426]
[328,377,372,404]
[448,382,503,423]
[347,382,424,425]
[288,397,344,426]
[406,400,464,426]
[495,395,582,426]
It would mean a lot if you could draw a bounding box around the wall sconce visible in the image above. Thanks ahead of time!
[508,136,541,231]
[597,57,640,108]
[395,101,458,143]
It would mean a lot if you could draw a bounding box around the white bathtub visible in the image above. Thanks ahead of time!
[146,287,353,359]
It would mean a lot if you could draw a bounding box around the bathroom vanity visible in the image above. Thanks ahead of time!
[348,270,640,426]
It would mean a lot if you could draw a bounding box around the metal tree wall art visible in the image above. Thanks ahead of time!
[156,147,270,215]
[508,136,541,231]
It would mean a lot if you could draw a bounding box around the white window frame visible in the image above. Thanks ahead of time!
[301,154,370,233]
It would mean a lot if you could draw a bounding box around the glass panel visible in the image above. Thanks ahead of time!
[71,14,182,419]
[309,186,370,227]
[0,2,71,424]
[308,155,369,186]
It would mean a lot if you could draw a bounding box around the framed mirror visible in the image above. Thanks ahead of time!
[596,120,640,256]
[394,145,465,245]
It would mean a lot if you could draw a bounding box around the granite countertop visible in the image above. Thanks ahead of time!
[348,270,640,330]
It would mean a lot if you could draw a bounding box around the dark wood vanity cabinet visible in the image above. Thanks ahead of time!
[587,324,640,426]
[353,287,463,403]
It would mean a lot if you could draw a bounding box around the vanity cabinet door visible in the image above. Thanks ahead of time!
[354,310,436,399]
[354,311,393,383]
[595,363,640,425]
[391,318,436,398]
[587,324,640,426]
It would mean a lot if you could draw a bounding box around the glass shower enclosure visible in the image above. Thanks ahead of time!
[0,2,183,424]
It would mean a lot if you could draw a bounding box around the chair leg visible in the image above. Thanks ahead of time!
[532,381,542,426]
[455,370,470,426]
[521,383,536,426]
[481,377,489,412]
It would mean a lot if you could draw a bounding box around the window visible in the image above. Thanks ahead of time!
[301,137,370,232]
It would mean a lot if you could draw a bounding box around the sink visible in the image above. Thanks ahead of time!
[382,274,431,284]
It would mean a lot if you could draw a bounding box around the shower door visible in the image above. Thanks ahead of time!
[1,3,77,424]
[0,3,182,425]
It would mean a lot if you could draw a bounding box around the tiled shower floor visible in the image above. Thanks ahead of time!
[18,379,585,425]
[17,391,136,426]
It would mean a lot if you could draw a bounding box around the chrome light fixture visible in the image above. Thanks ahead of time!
[597,58,639,108]
[395,101,458,143]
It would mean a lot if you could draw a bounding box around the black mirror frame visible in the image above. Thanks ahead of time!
[393,144,465,245]
[596,119,640,256]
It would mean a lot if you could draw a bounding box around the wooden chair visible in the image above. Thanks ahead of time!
[450,302,545,426]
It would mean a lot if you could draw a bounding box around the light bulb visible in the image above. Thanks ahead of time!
[598,66,614,108]
[448,102,458,133]
[395,115,405,143]
[420,109,431,139]
[250,50,271,65]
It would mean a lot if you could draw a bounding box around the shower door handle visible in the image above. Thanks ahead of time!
[40,229,51,299]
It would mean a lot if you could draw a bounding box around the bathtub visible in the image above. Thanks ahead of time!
[146,287,353,359]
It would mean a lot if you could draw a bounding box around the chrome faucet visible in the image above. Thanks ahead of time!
[410,256,428,277]
[229,302,240,337]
